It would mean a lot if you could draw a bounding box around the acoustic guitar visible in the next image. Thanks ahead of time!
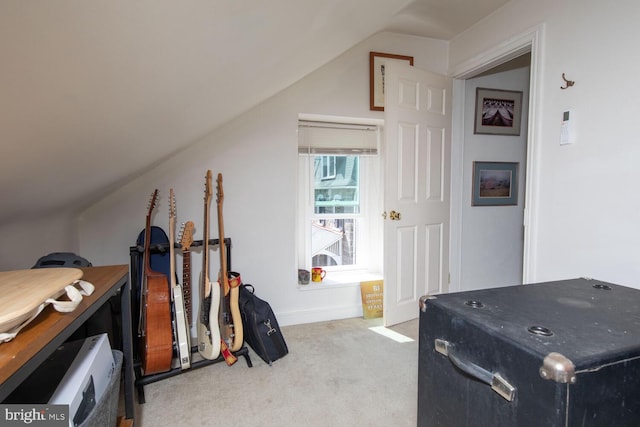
[139,189,173,375]
[169,189,191,370]
[197,171,221,360]
[216,173,244,354]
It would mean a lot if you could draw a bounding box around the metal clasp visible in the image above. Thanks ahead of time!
[491,374,516,402]
[264,319,277,336]
[435,338,449,356]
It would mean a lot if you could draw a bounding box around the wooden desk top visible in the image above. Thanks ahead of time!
[0,265,128,391]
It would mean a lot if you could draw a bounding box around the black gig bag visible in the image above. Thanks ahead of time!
[239,284,288,365]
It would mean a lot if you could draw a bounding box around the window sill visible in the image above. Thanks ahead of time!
[297,271,383,291]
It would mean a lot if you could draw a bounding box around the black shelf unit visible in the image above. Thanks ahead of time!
[129,237,252,403]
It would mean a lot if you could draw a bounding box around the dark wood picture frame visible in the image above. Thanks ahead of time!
[369,51,414,111]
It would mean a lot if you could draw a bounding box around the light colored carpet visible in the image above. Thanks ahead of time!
[133,317,418,427]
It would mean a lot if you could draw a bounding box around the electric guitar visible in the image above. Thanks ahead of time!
[216,173,244,354]
[138,189,173,375]
[197,170,221,360]
[179,220,195,328]
[169,189,191,370]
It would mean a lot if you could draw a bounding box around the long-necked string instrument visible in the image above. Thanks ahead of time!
[197,171,221,360]
[139,189,173,375]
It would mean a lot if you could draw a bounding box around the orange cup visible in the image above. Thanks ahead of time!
[311,267,326,282]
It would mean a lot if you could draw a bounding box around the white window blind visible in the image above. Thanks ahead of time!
[298,120,379,155]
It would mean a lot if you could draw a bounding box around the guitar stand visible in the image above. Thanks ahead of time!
[134,345,252,404]
[130,237,253,404]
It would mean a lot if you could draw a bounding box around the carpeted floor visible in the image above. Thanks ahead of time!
[132,317,418,426]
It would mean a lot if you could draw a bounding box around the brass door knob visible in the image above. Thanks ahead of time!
[390,210,401,221]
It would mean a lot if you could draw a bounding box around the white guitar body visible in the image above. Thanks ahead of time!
[197,274,220,359]
[172,284,192,369]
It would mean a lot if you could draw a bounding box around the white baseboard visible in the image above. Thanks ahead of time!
[276,304,363,327]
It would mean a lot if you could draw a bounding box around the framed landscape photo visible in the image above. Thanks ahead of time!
[472,161,519,206]
[369,51,413,111]
[474,88,523,135]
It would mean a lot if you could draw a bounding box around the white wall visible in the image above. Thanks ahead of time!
[76,32,448,326]
[9,0,639,325]
[458,65,530,291]
[0,209,78,270]
[450,0,640,287]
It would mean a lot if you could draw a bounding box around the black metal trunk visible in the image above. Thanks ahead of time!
[417,278,640,427]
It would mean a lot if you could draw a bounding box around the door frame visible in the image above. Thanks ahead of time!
[448,24,545,291]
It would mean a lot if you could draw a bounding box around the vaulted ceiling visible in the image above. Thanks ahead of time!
[0,0,508,224]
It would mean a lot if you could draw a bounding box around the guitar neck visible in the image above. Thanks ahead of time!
[203,207,209,281]
[202,170,213,283]
[218,204,229,291]
[179,220,195,329]
[182,248,192,326]
[139,197,154,335]
[169,196,177,288]
[216,173,229,294]
[143,211,153,277]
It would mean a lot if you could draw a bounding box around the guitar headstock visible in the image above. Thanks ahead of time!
[205,170,213,202]
[147,189,159,218]
[169,188,176,220]
[216,173,224,205]
[179,221,195,250]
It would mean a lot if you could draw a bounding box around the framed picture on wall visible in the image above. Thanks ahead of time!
[369,51,414,111]
[472,161,519,206]
[474,88,523,135]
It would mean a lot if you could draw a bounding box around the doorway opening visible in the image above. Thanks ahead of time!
[449,24,544,292]
[458,54,531,292]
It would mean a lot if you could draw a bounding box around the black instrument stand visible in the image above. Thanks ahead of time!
[129,237,252,404]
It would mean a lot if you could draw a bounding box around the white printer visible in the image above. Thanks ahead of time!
[6,333,117,426]
[48,333,115,426]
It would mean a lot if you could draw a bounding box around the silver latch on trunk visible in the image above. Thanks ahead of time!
[419,294,437,312]
[539,352,577,384]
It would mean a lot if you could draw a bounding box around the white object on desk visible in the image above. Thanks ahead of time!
[48,333,115,427]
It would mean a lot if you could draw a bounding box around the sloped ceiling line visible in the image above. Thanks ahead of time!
[0,0,507,224]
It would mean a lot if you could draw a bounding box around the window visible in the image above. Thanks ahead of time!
[297,119,383,274]
[312,155,360,267]
[320,156,337,180]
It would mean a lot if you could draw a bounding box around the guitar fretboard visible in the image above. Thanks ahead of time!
[183,249,192,327]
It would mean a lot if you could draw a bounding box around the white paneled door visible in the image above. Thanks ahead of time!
[383,62,452,327]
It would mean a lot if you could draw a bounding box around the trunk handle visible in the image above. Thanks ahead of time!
[435,338,516,402]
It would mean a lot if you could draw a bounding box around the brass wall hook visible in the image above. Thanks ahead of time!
[561,73,575,90]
